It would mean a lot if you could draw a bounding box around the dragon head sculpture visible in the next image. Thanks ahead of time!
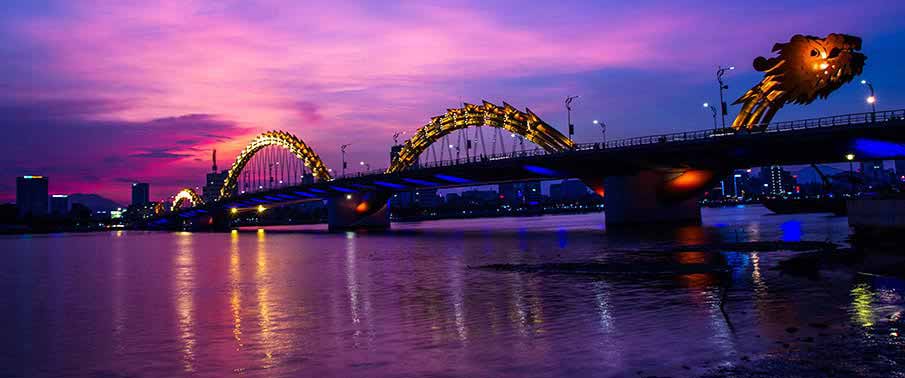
[732,33,866,130]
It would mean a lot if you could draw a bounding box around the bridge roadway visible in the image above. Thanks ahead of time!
[168,109,905,229]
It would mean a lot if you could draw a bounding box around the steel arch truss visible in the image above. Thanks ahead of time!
[220,131,332,200]
[172,188,204,212]
[387,101,574,173]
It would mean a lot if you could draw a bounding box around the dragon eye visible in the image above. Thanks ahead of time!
[827,48,841,59]
[810,49,819,57]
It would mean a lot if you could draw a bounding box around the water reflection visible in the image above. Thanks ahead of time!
[255,229,275,367]
[229,230,243,348]
[174,232,196,373]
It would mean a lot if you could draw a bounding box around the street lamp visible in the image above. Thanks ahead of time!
[341,144,351,177]
[565,95,579,141]
[592,119,607,145]
[703,102,718,130]
[717,65,735,128]
[861,80,876,121]
[846,153,856,194]
[359,161,370,172]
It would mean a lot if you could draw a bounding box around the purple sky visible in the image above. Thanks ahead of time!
[2,0,904,203]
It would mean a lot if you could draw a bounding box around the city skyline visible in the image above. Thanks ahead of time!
[2,1,905,203]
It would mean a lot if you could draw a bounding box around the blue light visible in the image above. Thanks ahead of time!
[402,178,440,186]
[249,198,267,203]
[263,196,281,201]
[196,209,208,213]
[329,185,356,193]
[374,180,407,189]
[350,183,377,190]
[276,194,297,200]
[853,139,905,159]
[523,164,559,176]
[309,188,327,194]
[781,220,802,242]
[528,201,539,206]
[294,191,317,197]
[434,174,472,183]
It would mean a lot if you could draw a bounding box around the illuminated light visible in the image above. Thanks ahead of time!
[846,153,855,161]
[359,161,365,165]
[703,102,709,108]
[449,144,454,148]
[867,96,876,104]
[729,66,735,70]
[257,205,266,213]
[22,176,44,179]
[345,194,352,200]
[329,185,356,193]
[401,178,440,186]
[664,170,714,193]
[861,79,867,84]
[52,194,68,198]
[275,194,297,200]
[510,133,516,137]
[355,201,370,214]
[231,229,238,235]
[434,174,472,184]
[293,191,317,197]
[230,208,238,214]
[373,180,407,189]
[308,188,327,194]
[263,196,281,201]
[523,164,559,176]
[853,139,905,159]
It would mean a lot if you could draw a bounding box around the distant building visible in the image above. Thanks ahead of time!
[16,175,49,217]
[131,182,150,206]
[550,179,589,202]
[763,166,795,196]
[861,160,886,186]
[499,181,542,206]
[413,189,441,208]
[202,171,229,202]
[50,194,70,216]
[460,190,498,205]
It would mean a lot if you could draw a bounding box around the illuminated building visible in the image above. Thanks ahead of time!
[16,175,48,217]
[131,182,150,206]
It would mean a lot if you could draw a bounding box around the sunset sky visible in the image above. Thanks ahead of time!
[2,0,904,204]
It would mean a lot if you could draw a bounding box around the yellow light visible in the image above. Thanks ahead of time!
[867,96,876,104]
[345,194,352,200]
[846,153,855,161]
[230,207,238,214]
[819,62,829,70]
[257,205,265,213]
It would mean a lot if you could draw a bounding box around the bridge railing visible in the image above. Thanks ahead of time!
[332,109,905,178]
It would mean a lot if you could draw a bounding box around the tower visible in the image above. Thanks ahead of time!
[212,149,218,172]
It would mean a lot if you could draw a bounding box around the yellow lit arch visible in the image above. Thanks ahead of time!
[387,101,574,173]
[220,130,332,200]
[171,188,204,211]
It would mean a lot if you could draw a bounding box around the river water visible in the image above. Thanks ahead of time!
[2,205,903,377]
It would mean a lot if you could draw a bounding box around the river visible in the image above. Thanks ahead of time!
[2,205,902,377]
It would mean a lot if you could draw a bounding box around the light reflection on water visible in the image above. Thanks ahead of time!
[1,205,903,378]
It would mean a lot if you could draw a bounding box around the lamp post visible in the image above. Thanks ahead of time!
[846,153,856,194]
[565,95,579,142]
[359,161,370,172]
[341,144,351,177]
[703,102,718,130]
[861,80,876,122]
[592,119,607,146]
[717,65,735,129]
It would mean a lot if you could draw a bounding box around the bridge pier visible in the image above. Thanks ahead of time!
[604,170,703,227]
[327,192,391,232]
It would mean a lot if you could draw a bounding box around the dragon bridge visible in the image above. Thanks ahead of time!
[171,188,204,212]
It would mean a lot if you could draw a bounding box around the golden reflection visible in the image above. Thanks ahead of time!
[230,230,243,348]
[851,283,874,327]
[174,232,196,373]
[255,228,275,366]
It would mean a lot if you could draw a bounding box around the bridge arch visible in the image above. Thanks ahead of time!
[171,188,204,211]
[220,130,332,200]
[387,101,574,173]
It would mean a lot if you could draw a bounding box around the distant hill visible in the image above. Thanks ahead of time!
[69,194,123,212]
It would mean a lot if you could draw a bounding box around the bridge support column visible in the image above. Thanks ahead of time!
[604,170,702,227]
[327,192,391,232]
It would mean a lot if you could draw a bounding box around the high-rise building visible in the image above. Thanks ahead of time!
[202,171,229,202]
[763,166,795,196]
[131,182,150,206]
[413,189,441,208]
[16,175,49,217]
[498,181,543,206]
[50,194,70,216]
